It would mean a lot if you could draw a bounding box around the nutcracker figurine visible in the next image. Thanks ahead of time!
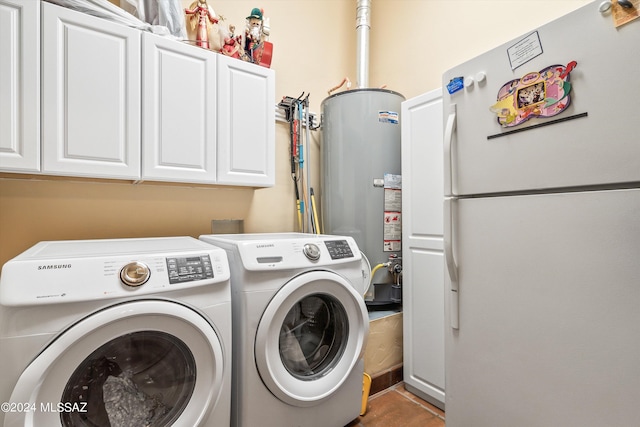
[243,7,273,67]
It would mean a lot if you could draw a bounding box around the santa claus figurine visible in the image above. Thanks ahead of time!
[221,25,243,59]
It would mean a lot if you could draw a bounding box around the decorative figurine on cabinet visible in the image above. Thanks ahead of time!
[242,7,273,68]
[221,24,243,59]
[185,0,222,51]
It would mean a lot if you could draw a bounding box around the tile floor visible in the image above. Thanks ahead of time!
[346,383,445,427]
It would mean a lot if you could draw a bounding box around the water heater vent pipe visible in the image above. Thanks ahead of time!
[356,0,371,89]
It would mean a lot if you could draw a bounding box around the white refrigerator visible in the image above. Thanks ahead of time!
[442,2,640,426]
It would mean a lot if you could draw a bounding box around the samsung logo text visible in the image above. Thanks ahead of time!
[38,264,72,270]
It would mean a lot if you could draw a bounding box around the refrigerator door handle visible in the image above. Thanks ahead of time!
[444,104,457,197]
[444,198,459,329]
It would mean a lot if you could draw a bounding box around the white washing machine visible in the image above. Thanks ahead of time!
[198,233,369,427]
[0,237,231,427]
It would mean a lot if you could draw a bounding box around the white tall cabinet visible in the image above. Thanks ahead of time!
[0,0,40,173]
[401,88,445,409]
[41,1,141,179]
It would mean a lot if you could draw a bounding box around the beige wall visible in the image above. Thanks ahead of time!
[369,0,591,99]
[0,0,590,266]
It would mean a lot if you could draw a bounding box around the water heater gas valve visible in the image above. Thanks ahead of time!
[387,255,402,274]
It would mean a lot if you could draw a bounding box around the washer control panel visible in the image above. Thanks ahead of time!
[325,240,354,260]
[166,255,214,284]
[0,237,231,306]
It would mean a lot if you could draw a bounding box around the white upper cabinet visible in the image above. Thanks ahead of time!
[142,32,217,184]
[41,2,141,180]
[0,0,40,173]
[216,54,275,187]
[3,1,275,187]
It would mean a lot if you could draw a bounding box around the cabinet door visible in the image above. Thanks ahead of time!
[0,0,40,173]
[216,55,274,187]
[142,33,217,183]
[400,88,445,409]
[42,2,140,180]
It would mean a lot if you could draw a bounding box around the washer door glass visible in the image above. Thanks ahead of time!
[5,300,225,427]
[280,294,348,380]
[255,270,368,407]
[61,331,195,427]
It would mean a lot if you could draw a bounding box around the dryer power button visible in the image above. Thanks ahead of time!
[303,243,321,261]
[120,261,151,287]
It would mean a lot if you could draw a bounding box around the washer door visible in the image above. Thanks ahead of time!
[6,300,225,427]
[255,270,368,407]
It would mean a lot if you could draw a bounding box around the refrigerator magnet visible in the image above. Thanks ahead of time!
[490,61,577,127]
[446,77,464,95]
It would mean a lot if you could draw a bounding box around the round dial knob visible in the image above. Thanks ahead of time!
[120,261,150,287]
[302,243,321,261]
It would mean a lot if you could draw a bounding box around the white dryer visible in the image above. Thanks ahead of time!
[0,237,231,427]
[198,233,369,427]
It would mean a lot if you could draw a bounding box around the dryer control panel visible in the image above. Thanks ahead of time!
[222,234,361,271]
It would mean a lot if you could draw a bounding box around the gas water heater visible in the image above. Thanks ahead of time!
[321,89,405,301]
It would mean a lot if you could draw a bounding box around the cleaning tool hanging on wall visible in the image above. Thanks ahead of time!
[279,93,317,233]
